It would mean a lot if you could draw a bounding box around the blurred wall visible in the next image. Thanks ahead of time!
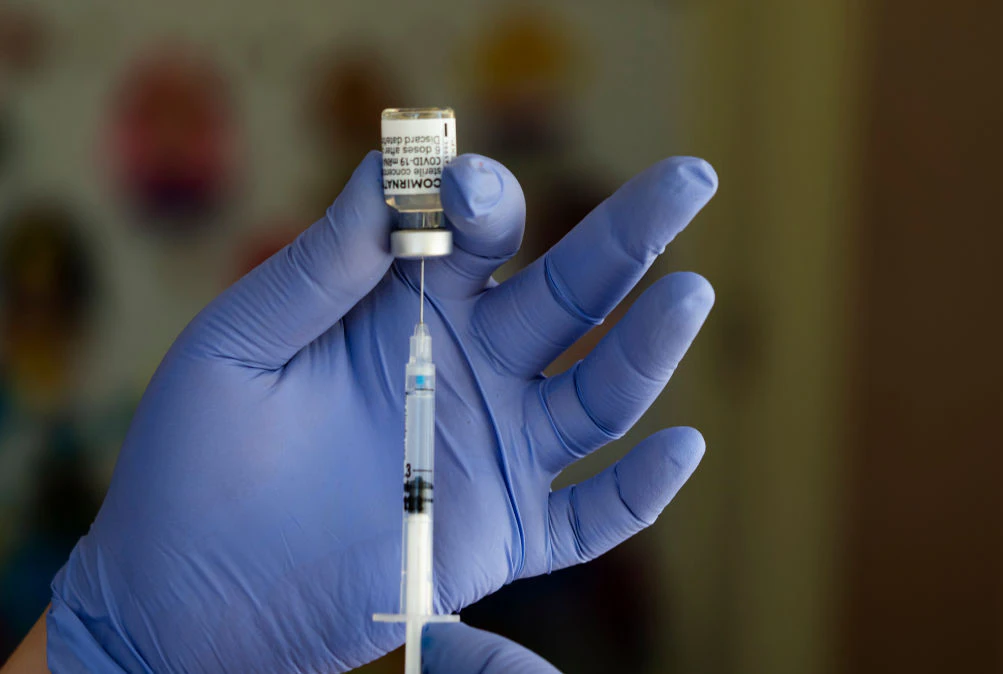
[846,1,1003,671]
[660,1,858,672]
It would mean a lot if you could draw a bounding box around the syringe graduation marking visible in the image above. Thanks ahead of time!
[404,476,433,513]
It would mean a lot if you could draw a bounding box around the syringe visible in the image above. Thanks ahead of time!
[373,263,458,672]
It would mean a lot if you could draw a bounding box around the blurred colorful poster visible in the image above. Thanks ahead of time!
[107,46,237,232]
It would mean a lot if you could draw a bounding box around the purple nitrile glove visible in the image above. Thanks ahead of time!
[422,622,561,674]
[48,150,717,672]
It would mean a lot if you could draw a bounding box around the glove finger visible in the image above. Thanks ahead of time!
[422,623,562,674]
[188,151,392,369]
[471,156,716,377]
[397,154,525,299]
[547,427,704,572]
[534,272,714,473]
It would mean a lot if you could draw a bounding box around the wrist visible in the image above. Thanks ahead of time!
[1,612,47,674]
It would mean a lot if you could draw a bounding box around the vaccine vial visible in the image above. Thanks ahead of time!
[381,107,456,258]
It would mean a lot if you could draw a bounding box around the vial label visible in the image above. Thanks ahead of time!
[381,118,457,196]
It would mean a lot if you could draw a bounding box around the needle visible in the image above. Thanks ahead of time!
[419,257,425,324]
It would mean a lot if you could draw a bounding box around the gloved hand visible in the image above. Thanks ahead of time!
[422,623,561,674]
[48,151,717,672]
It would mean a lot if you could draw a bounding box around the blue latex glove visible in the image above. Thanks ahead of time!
[48,151,717,672]
[422,623,560,674]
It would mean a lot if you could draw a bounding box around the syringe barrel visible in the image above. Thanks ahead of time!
[400,323,435,615]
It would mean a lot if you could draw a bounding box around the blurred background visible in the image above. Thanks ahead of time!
[0,0,1000,672]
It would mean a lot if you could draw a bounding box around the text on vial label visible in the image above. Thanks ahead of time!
[380,118,457,195]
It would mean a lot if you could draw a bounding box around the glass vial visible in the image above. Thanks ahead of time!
[381,107,456,258]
